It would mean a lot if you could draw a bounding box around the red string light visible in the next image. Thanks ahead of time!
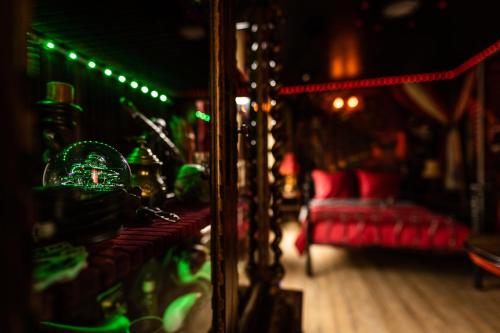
[280,39,500,95]
[179,39,500,98]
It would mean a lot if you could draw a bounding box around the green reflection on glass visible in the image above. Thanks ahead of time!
[162,293,202,333]
[41,314,130,332]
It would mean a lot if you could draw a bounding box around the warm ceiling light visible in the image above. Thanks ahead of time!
[347,96,359,108]
[333,97,344,109]
[383,0,420,19]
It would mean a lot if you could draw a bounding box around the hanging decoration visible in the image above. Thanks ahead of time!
[246,1,285,286]
[268,4,286,285]
[245,12,260,284]
[28,32,171,104]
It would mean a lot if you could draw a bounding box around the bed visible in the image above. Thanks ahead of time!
[295,170,471,276]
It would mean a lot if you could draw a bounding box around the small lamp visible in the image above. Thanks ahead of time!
[421,159,441,179]
[279,153,300,199]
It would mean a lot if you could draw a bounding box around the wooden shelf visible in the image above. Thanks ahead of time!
[36,203,211,321]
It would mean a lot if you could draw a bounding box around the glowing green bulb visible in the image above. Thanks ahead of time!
[45,41,55,49]
[88,61,96,69]
[151,90,158,98]
[68,52,78,60]
[104,69,112,76]
[160,95,168,102]
[118,75,126,83]
[195,111,210,122]
[130,81,138,89]
[141,86,149,94]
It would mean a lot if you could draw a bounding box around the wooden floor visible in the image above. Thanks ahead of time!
[278,223,500,333]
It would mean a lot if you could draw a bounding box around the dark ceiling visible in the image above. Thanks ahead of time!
[32,0,210,93]
[279,0,500,85]
[32,0,500,92]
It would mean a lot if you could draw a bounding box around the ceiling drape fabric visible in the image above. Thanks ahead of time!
[400,71,476,190]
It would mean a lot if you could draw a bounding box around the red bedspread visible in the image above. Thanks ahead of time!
[295,199,470,254]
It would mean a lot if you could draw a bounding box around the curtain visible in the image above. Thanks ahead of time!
[399,72,476,190]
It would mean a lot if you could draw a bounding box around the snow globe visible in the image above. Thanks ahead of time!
[43,140,131,191]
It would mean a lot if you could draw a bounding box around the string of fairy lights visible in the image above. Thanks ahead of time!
[194,110,211,122]
[30,32,170,104]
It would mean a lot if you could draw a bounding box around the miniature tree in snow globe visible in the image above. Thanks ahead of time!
[43,141,131,191]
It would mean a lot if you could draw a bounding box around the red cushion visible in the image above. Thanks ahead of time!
[356,170,400,199]
[311,170,355,199]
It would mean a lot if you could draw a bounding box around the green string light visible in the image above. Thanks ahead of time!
[36,35,169,103]
[195,110,210,122]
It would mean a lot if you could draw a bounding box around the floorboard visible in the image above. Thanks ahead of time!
[277,222,500,333]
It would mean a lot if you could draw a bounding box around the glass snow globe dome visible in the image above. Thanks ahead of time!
[43,141,131,191]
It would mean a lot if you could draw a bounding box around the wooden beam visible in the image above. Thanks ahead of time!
[209,0,238,332]
[0,0,33,332]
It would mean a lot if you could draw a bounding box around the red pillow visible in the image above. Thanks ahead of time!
[311,170,355,199]
[356,170,400,199]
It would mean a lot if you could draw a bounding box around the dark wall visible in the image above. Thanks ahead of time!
[0,0,35,332]
[29,43,177,156]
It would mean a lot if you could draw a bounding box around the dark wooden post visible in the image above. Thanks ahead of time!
[0,0,34,332]
[209,0,238,332]
[471,64,486,234]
